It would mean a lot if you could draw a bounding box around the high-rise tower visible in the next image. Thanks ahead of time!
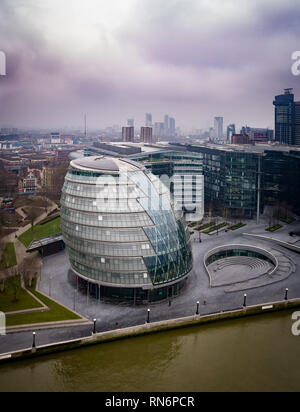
[273,88,296,145]
[214,117,223,141]
[145,113,152,127]
[122,126,134,142]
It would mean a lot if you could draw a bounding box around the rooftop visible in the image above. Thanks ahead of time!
[187,142,300,155]
[70,156,144,173]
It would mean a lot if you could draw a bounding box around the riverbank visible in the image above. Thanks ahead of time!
[1,296,299,364]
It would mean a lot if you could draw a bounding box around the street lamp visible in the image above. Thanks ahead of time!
[196,301,200,315]
[285,288,289,301]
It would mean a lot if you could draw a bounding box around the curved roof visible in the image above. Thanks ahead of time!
[70,156,144,173]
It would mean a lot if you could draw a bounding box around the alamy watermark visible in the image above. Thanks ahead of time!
[0,51,6,76]
[291,312,300,336]
[0,311,6,336]
[94,172,204,217]
[291,51,300,76]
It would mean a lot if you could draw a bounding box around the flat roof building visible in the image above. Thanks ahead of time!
[140,127,153,144]
[122,126,134,143]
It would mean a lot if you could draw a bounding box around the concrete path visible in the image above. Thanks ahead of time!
[0,325,93,353]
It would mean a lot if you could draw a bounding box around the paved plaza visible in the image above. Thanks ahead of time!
[34,218,300,328]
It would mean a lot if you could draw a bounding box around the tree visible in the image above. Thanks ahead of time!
[27,208,41,231]
[43,161,69,201]
[10,270,21,303]
[20,254,39,288]
[0,215,5,267]
[265,206,275,228]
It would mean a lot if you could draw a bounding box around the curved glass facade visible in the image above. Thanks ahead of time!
[61,156,193,300]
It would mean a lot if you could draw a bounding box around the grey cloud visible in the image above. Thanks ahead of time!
[0,0,299,129]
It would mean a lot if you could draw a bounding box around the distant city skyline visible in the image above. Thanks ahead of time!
[0,0,300,130]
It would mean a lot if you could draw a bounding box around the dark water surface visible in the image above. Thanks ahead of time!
[1,310,300,392]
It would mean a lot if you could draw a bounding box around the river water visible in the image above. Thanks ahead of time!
[0,310,300,392]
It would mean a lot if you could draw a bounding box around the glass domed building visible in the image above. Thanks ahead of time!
[61,156,193,303]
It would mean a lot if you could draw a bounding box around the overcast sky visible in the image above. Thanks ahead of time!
[0,0,300,131]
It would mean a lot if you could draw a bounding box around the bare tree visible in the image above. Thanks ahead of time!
[20,254,39,288]
[26,208,41,232]
[265,206,275,227]
[10,269,21,303]
[0,215,5,265]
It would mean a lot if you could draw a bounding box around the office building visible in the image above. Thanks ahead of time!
[214,117,223,140]
[169,118,176,136]
[122,126,134,142]
[50,132,61,145]
[140,127,153,144]
[164,115,169,136]
[127,119,134,127]
[154,122,164,138]
[295,102,300,146]
[231,134,250,145]
[273,88,296,145]
[145,113,152,127]
[84,143,205,222]
[226,124,236,143]
[187,143,300,219]
[240,127,273,143]
[61,156,193,302]
[82,139,300,220]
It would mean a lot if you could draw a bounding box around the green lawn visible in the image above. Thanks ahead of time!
[278,216,296,224]
[266,224,283,233]
[18,216,61,248]
[228,223,247,231]
[203,222,228,234]
[195,221,216,231]
[6,288,81,326]
[0,243,17,269]
[0,276,42,313]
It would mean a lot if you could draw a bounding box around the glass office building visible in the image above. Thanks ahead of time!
[61,156,193,302]
[131,151,204,221]
[273,89,296,145]
[187,145,260,219]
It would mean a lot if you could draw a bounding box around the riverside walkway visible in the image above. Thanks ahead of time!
[1,217,300,356]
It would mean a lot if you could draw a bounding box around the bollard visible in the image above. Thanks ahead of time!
[243,294,247,307]
[93,319,97,334]
[32,332,36,349]
[147,309,150,324]
[196,301,200,315]
[285,288,289,301]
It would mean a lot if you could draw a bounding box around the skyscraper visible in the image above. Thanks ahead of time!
[226,124,236,143]
[154,122,164,138]
[214,117,223,140]
[122,126,134,142]
[273,89,295,145]
[295,102,300,146]
[140,127,153,144]
[164,115,169,136]
[127,119,134,127]
[145,113,152,127]
[169,117,176,136]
